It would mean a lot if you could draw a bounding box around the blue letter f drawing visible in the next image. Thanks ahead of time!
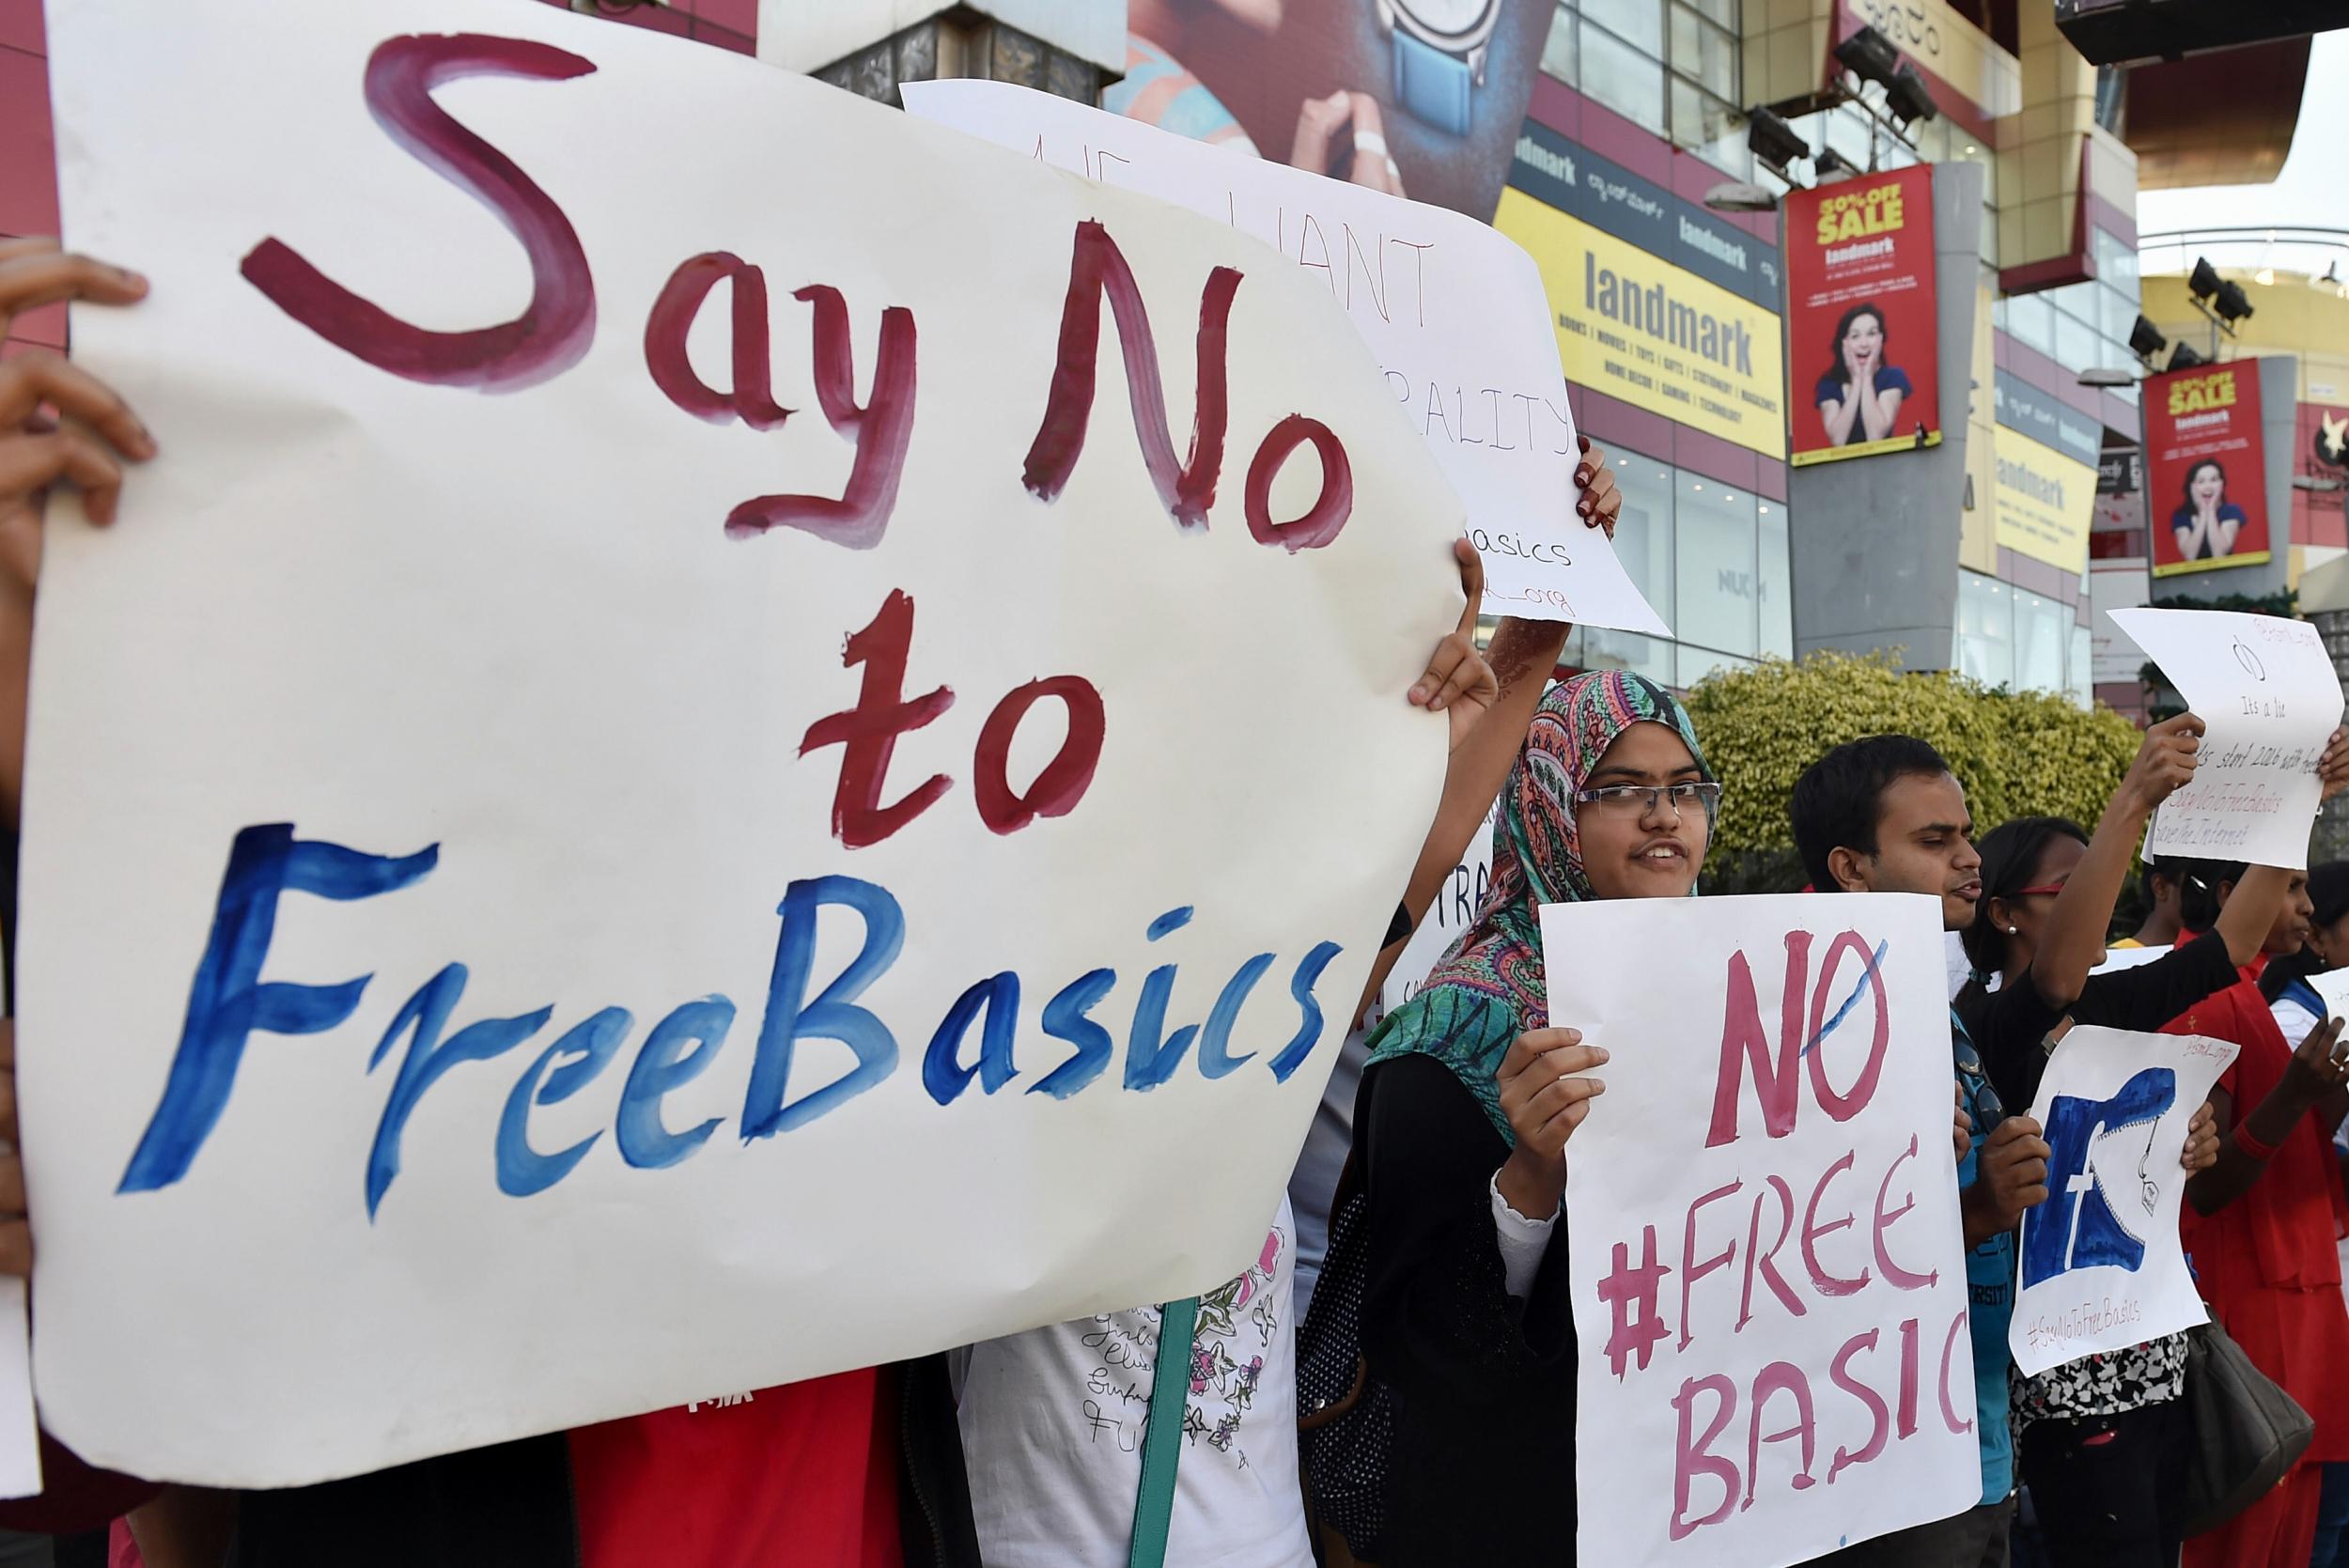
[118,824,439,1193]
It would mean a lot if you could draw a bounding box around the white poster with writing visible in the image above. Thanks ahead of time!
[1378,803,1497,1017]
[26,0,1464,1485]
[2110,608,2344,868]
[1543,893,1978,1567]
[2010,1026,2231,1378]
[902,80,1670,636]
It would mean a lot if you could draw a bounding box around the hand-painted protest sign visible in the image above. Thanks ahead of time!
[904,80,1670,635]
[1784,165,1942,467]
[1378,803,1497,1017]
[1542,893,1978,1566]
[2109,608,2344,868]
[2010,1026,2232,1377]
[26,0,1466,1486]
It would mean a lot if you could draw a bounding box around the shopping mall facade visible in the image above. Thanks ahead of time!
[0,0,2325,711]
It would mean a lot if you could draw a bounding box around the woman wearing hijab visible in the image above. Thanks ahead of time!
[1350,671,1715,1565]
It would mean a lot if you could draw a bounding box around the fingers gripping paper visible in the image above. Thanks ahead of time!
[1541,893,1979,1567]
[904,80,1671,636]
[27,0,1464,1484]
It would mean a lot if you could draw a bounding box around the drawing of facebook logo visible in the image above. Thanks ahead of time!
[2021,1067,2177,1289]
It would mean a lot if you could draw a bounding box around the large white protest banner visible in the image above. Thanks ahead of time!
[2109,608,2344,869]
[1543,892,1978,1566]
[2009,1026,2231,1378]
[903,80,1671,637]
[25,0,1466,1485]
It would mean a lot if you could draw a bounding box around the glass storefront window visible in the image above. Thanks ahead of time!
[1954,571,2015,688]
[1582,456,1676,687]
[2054,309,2099,376]
[1678,648,1756,684]
[1688,0,1736,25]
[1541,3,1578,84]
[1671,80,1741,158]
[1674,472,1759,660]
[2069,624,2092,709]
[2006,291,2056,359]
[1582,0,1663,56]
[2093,227,2139,294]
[2099,281,2139,351]
[2014,585,2067,693]
[1579,22,1665,128]
[1822,105,1874,170]
[1669,3,1735,97]
[1758,499,1792,659]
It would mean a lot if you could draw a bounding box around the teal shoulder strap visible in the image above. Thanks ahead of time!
[1127,1296,1199,1568]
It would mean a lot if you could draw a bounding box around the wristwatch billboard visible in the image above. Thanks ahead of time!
[1377,0,1501,137]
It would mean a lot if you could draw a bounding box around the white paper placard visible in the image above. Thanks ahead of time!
[1378,802,1497,1017]
[26,0,1465,1485]
[902,80,1671,636]
[2109,608,2344,868]
[1543,892,1978,1566]
[0,1282,37,1499]
[2309,967,2349,1024]
[2092,944,2172,975]
[2009,1026,2232,1377]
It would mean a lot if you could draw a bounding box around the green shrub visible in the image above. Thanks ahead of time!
[1681,651,2142,895]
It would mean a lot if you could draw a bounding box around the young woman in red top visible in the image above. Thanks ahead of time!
[2169,862,2349,1568]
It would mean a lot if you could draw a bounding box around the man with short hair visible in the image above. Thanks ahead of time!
[1791,736,2055,1568]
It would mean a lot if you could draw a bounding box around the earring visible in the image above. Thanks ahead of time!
[2007,926,2018,935]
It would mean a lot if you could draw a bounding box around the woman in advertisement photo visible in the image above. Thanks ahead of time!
[2170,458,2248,564]
[1106,0,1551,219]
[1814,302,1913,447]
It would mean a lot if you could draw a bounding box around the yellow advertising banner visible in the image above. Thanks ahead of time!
[1992,424,2096,574]
[1497,186,1787,460]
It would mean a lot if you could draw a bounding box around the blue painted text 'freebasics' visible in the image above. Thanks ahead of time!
[120,825,1344,1219]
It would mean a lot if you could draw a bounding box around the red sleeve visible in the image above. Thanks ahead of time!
[0,1434,160,1535]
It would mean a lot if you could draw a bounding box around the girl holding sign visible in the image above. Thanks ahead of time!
[1336,671,1714,1563]
[1957,722,2303,1568]
[2169,862,2349,1568]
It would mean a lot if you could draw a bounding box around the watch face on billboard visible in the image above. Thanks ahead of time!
[1394,0,1498,39]
[1109,0,1551,219]
[2145,361,2272,579]
[1781,165,1943,467]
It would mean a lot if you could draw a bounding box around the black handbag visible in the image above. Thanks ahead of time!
[2179,1318,2316,1537]
[1296,1164,1394,1561]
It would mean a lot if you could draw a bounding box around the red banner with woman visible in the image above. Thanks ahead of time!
[2147,360,2272,577]
[1784,164,1942,466]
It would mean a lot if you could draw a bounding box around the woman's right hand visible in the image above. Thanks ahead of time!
[2281,1015,2349,1109]
[1495,1027,1606,1216]
[2118,711,2204,815]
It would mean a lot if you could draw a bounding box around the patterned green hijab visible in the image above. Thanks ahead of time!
[1364,671,1712,1144]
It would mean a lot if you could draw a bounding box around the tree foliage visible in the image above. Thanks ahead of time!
[1680,652,2144,894]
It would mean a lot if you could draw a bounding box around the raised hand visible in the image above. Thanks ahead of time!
[1409,538,1499,752]
[2119,712,2205,814]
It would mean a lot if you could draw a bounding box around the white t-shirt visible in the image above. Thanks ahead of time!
[957,1198,1314,1568]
